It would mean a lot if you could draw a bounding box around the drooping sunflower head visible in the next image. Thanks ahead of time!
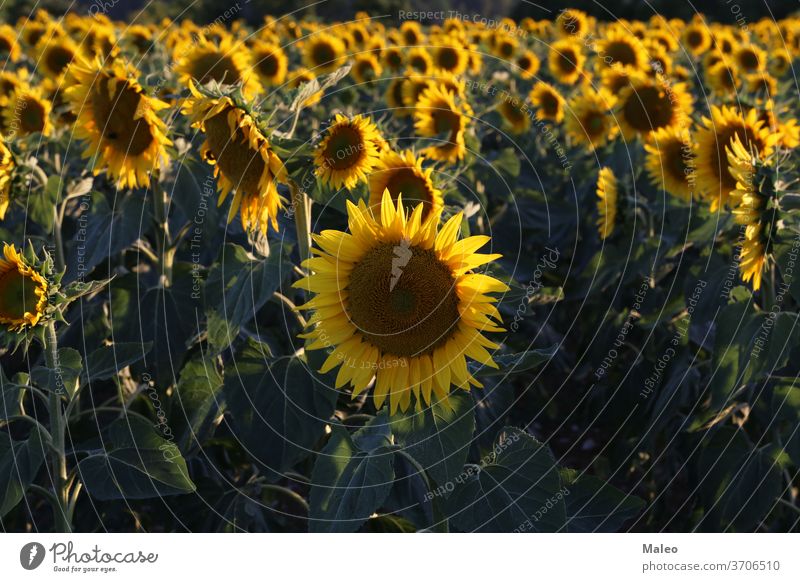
[413,83,471,164]
[288,67,324,107]
[351,54,383,85]
[251,40,288,87]
[295,191,507,413]
[368,149,442,221]
[616,71,693,140]
[3,86,52,138]
[695,105,780,210]
[498,95,531,135]
[64,59,171,190]
[515,50,541,80]
[174,34,259,99]
[548,39,585,85]
[183,85,287,233]
[564,88,618,150]
[0,24,21,62]
[0,243,48,332]
[643,127,696,202]
[302,32,346,75]
[596,167,618,239]
[0,136,14,220]
[529,81,565,122]
[314,113,383,190]
[596,27,649,71]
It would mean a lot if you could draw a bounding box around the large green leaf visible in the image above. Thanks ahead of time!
[0,427,47,517]
[447,427,565,532]
[83,342,152,381]
[309,414,395,533]
[0,365,23,420]
[391,391,474,490]
[224,347,337,476]
[30,347,82,397]
[470,345,557,377]
[173,355,224,453]
[77,416,196,500]
[561,470,645,532]
[709,301,760,407]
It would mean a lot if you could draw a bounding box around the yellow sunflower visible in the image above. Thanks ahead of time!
[694,105,779,210]
[0,24,21,62]
[616,71,692,140]
[351,54,383,85]
[682,21,712,56]
[493,35,518,60]
[564,88,618,150]
[302,32,346,75]
[734,43,766,73]
[251,40,288,87]
[124,24,154,54]
[368,149,442,221]
[432,39,470,75]
[400,21,425,46]
[596,27,649,71]
[643,127,696,202]
[529,82,565,122]
[515,50,541,79]
[35,34,81,80]
[0,136,14,220]
[294,191,506,413]
[549,39,585,85]
[498,95,531,135]
[65,59,171,190]
[600,64,634,94]
[596,167,618,239]
[3,86,52,138]
[386,76,411,116]
[314,114,383,190]
[0,243,48,331]
[555,9,589,39]
[407,47,433,74]
[726,136,767,290]
[706,60,741,95]
[174,34,259,99]
[414,84,471,164]
[382,46,404,72]
[183,84,287,233]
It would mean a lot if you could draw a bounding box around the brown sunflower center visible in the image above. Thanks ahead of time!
[502,101,526,123]
[583,110,607,137]
[518,55,532,70]
[557,50,578,74]
[387,50,402,69]
[605,40,638,67]
[257,52,280,77]
[622,85,675,133]
[0,37,11,53]
[714,125,765,190]
[311,41,336,67]
[499,42,513,58]
[347,241,460,357]
[384,168,434,216]
[190,52,242,85]
[204,109,265,194]
[410,54,428,72]
[665,140,693,183]
[437,47,459,70]
[91,79,155,156]
[19,97,46,133]
[738,49,759,71]
[0,269,39,320]
[323,125,365,170]
[539,91,560,116]
[687,30,703,48]
[432,106,462,137]
[46,46,75,75]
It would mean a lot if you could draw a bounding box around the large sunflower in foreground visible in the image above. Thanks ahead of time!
[0,243,48,331]
[644,127,696,202]
[294,191,506,413]
[174,34,259,98]
[616,72,692,140]
[315,114,383,190]
[65,60,171,189]
[726,136,768,290]
[0,137,14,220]
[414,84,470,164]
[694,105,779,211]
[184,84,287,233]
[368,149,442,220]
[596,167,618,239]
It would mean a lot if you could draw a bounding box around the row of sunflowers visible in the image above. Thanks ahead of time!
[1,6,799,532]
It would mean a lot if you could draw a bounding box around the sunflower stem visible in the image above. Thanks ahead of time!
[152,179,173,286]
[290,180,312,268]
[44,320,71,533]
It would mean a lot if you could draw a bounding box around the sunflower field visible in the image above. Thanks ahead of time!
[1,3,800,535]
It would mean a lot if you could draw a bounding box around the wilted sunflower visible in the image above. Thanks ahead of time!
[3,86,52,138]
[174,34,259,99]
[0,137,14,220]
[251,41,288,87]
[65,60,171,189]
[498,96,531,135]
[368,149,442,220]
[302,32,346,75]
[184,84,287,233]
[644,127,696,202]
[314,113,382,190]
[529,81,565,122]
[564,89,617,150]
[549,39,585,85]
[288,68,324,107]
[515,50,540,79]
[616,72,692,140]
[0,243,48,331]
[351,54,383,84]
[694,105,779,210]
[414,84,470,164]
[596,27,648,71]
[726,136,768,290]
[295,191,506,413]
[0,24,21,62]
[596,167,618,239]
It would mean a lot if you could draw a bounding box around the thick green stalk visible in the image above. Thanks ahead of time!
[44,321,70,532]
[290,181,312,267]
[152,180,173,286]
